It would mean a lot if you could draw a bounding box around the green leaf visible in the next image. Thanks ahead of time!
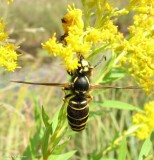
[22,102,44,159]
[138,131,154,160]
[48,150,76,160]
[54,99,68,132]
[118,137,127,160]
[29,137,36,159]
[51,105,68,149]
[52,107,60,133]
[23,128,44,159]
[34,101,41,130]
[88,44,109,59]
[89,110,105,119]
[45,101,68,156]
[150,131,154,141]
[92,100,142,111]
[52,140,69,154]
[102,68,127,84]
[42,125,52,157]
[42,106,51,128]
[88,151,104,160]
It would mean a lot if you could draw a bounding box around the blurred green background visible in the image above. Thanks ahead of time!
[0,0,152,159]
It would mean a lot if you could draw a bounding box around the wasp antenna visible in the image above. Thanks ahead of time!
[93,55,106,68]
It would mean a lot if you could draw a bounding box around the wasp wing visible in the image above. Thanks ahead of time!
[11,80,71,88]
[90,84,142,90]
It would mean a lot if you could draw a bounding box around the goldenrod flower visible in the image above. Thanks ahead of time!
[85,27,103,44]
[0,44,19,71]
[132,101,154,140]
[62,47,79,72]
[65,30,92,57]
[42,33,63,56]
[42,33,79,72]
[42,4,124,72]
[0,19,19,71]
[42,5,88,72]
[128,0,154,8]
[0,21,8,41]
[118,12,154,94]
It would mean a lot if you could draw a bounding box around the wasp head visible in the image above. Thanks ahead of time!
[67,55,93,77]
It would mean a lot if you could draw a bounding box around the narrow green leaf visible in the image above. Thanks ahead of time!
[48,150,76,160]
[92,100,142,111]
[150,131,154,141]
[138,131,154,160]
[88,44,109,59]
[42,125,52,157]
[88,151,102,160]
[125,125,141,136]
[22,102,44,159]
[102,68,127,84]
[34,101,41,130]
[42,106,50,128]
[46,101,68,155]
[89,110,105,119]
[118,137,127,160]
[27,128,44,158]
[52,140,69,154]
[52,108,60,133]
[29,136,37,159]
[52,103,68,148]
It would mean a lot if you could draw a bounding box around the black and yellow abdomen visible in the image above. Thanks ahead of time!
[67,96,89,132]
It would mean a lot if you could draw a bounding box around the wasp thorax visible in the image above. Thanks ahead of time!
[73,76,90,95]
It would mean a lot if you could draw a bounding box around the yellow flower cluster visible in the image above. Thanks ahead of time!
[128,0,154,8]
[42,5,87,72]
[0,21,8,41]
[42,4,123,72]
[0,19,19,71]
[86,21,123,45]
[119,12,154,94]
[132,101,154,140]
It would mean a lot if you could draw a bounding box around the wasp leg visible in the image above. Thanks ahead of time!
[86,94,93,103]
[62,83,72,91]
[63,94,74,102]
[62,86,73,101]
[62,85,71,93]
[65,93,73,99]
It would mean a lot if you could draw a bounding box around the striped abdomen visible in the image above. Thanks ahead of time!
[67,96,89,132]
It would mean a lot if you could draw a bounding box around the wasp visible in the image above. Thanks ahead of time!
[11,55,141,132]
